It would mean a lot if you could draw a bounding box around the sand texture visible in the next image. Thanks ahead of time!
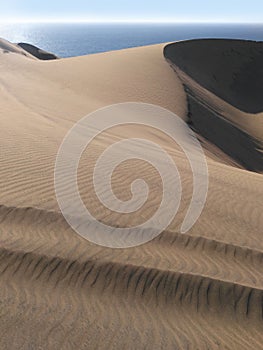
[0,38,262,349]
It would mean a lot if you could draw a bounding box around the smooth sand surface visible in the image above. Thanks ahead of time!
[0,39,263,349]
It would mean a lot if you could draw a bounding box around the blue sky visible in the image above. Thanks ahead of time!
[1,0,263,23]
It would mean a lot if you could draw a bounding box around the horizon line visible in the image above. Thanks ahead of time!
[0,19,262,25]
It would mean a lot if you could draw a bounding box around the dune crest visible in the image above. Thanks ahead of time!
[164,39,263,172]
[0,37,36,58]
[17,42,59,60]
[0,39,262,349]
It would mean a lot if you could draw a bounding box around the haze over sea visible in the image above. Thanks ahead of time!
[0,23,263,58]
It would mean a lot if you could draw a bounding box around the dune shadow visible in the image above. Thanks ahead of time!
[164,39,263,172]
[164,39,263,114]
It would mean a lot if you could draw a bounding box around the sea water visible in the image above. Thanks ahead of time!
[0,23,262,58]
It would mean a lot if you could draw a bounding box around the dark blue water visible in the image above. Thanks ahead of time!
[0,23,263,58]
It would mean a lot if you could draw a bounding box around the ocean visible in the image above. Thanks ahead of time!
[0,23,263,58]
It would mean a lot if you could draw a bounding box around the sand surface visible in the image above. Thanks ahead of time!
[0,39,263,349]
[164,39,263,172]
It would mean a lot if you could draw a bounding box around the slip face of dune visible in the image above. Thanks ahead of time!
[0,38,263,349]
[17,42,59,60]
[164,39,263,172]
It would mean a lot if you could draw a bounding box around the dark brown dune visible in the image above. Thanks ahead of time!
[17,42,58,60]
[164,39,263,172]
[164,39,263,113]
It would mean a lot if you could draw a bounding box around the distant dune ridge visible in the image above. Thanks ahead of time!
[17,42,59,60]
[0,37,36,58]
[0,38,58,60]
[0,38,262,349]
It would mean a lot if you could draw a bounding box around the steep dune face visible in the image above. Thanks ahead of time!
[17,42,58,60]
[164,39,263,172]
[164,39,263,113]
[0,41,263,349]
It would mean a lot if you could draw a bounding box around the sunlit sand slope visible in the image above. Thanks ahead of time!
[0,39,262,349]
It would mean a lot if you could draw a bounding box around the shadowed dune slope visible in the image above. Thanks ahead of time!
[17,42,59,60]
[0,39,262,349]
[0,38,57,60]
[164,39,263,172]
[164,39,263,113]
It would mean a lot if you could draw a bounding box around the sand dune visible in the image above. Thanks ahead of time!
[17,42,58,60]
[0,38,262,349]
[0,37,36,59]
[0,38,57,60]
[164,39,263,172]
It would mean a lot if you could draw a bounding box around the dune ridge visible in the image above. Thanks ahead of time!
[0,38,36,59]
[164,39,263,172]
[0,38,262,349]
[17,42,59,60]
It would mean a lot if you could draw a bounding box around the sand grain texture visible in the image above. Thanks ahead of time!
[0,39,262,349]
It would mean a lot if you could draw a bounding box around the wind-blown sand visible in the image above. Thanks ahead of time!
[0,38,262,349]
